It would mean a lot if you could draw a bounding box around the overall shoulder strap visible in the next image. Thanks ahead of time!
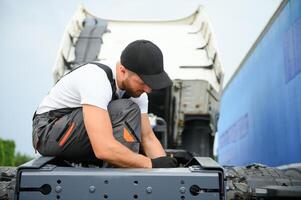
[56,62,118,100]
[89,62,118,100]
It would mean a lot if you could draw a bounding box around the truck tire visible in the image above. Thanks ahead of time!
[281,166,301,179]
[224,164,301,200]
[0,167,16,200]
[181,120,214,157]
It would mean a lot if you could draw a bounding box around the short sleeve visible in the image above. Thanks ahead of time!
[76,64,112,110]
[130,93,149,113]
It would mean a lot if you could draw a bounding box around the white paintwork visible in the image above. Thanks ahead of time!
[53,4,223,93]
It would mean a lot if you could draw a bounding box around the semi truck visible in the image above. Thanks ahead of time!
[1,1,301,199]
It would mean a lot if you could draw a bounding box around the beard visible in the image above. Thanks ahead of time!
[123,79,144,98]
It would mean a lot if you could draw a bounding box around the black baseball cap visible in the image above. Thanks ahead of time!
[120,40,172,90]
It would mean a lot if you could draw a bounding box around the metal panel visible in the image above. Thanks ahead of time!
[18,167,221,200]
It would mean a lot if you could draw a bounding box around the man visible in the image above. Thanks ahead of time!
[32,40,177,168]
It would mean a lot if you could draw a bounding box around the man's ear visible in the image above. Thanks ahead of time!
[117,61,127,75]
[120,65,126,74]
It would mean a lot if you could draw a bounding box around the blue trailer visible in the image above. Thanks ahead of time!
[218,0,301,167]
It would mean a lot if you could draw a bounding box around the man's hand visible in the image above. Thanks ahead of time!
[151,156,178,168]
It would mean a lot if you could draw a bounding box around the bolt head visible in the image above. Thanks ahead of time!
[55,186,62,193]
[89,186,96,193]
[179,187,186,194]
[146,186,152,193]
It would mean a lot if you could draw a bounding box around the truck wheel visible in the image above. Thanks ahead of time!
[0,167,16,200]
[224,164,301,200]
[281,166,301,179]
[182,120,214,157]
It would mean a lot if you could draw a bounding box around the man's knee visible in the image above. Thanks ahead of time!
[107,99,142,153]
[108,99,141,119]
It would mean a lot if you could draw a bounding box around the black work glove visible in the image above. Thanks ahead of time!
[151,156,178,168]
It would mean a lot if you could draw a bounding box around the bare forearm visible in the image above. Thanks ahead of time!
[140,114,166,158]
[142,133,166,158]
[97,139,152,168]
[83,105,151,168]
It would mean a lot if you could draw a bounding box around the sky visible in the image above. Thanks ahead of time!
[0,0,282,156]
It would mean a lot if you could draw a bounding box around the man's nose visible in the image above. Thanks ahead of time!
[143,85,152,93]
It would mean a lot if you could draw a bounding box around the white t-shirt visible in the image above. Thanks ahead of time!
[36,63,148,114]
